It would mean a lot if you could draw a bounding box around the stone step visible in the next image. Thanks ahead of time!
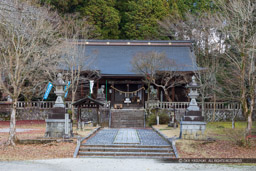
[78,151,173,157]
[110,124,143,128]
[81,144,172,148]
[79,147,174,153]
[111,109,144,128]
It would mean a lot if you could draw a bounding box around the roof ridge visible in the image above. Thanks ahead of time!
[74,39,194,43]
[70,39,194,47]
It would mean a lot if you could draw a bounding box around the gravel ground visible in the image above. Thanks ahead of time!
[84,129,119,145]
[84,128,169,146]
[137,129,169,146]
[0,158,255,171]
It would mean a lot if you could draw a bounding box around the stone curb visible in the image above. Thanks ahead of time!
[151,126,179,158]
[73,126,101,158]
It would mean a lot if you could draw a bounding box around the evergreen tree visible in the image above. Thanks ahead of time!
[79,0,120,39]
[122,0,170,40]
[40,0,83,13]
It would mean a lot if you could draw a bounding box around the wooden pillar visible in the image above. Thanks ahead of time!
[80,82,83,98]
[97,106,100,125]
[142,83,145,107]
[77,106,80,128]
[96,81,99,98]
[111,83,115,107]
[172,87,175,102]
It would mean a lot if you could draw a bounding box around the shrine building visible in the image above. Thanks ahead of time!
[70,40,198,109]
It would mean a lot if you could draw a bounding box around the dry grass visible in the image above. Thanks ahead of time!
[0,121,97,161]
[73,127,98,137]
[152,124,180,138]
[155,122,256,158]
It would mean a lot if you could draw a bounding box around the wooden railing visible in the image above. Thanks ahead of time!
[145,101,242,110]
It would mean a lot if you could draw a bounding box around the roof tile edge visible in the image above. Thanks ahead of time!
[71,39,193,47]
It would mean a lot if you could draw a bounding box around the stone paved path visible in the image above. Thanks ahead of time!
[113,129,140,144]
[84,128,169,146]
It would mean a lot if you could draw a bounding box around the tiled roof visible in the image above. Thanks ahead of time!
[72,40,199,75]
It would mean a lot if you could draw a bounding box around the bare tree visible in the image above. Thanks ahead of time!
[61,40,100,121]
[215,0,256,134]
[0,0,63,145]
[131,51,189,102]
[60,13,95,40]
[59,14,99,121]
[159,12,222,117]
[216,65,242,128]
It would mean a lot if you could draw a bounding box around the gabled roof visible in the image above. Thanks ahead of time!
[71,40,199,76]
[72,96,105,108]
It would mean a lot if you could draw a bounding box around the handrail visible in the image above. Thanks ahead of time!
[152,126,179,158]
[73,126,101,158]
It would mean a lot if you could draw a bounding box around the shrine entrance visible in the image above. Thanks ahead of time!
[109,83,145,109]
[72,96,109,127]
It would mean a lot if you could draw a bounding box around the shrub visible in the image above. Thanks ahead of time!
[147,110,170,126]
[224,128,249,147]
[147,113,157,126]
[159,112,169,124]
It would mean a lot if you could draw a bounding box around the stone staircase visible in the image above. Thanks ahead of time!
[110,109,144,128]
[77,144,176,159]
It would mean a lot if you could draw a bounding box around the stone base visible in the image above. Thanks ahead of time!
[180,121,206,140]
[45,119,73,138]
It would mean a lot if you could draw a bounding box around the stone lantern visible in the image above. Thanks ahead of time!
[45,73,73,138]
[180,75,206,140]
[53,73,66,108]
[186,75,200,111]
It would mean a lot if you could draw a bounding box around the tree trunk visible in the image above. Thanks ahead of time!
[163,89,172,102]
[231,105,236,129]
[7,98,17,146]
[201,91,205,118]
[71,91,76,121]
[232,119,235,129]
[213,93,216,121]
[147,82,150,100]
[247,113,252,135]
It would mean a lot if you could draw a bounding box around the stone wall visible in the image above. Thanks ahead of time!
[0,108,50,121]
[0,106,255,122]
[100,108,110,127]
[80,108,110,127]
[111,109,144,128]
[80,108,98,123]
[16,108,50,120]
[174,109,256,122]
